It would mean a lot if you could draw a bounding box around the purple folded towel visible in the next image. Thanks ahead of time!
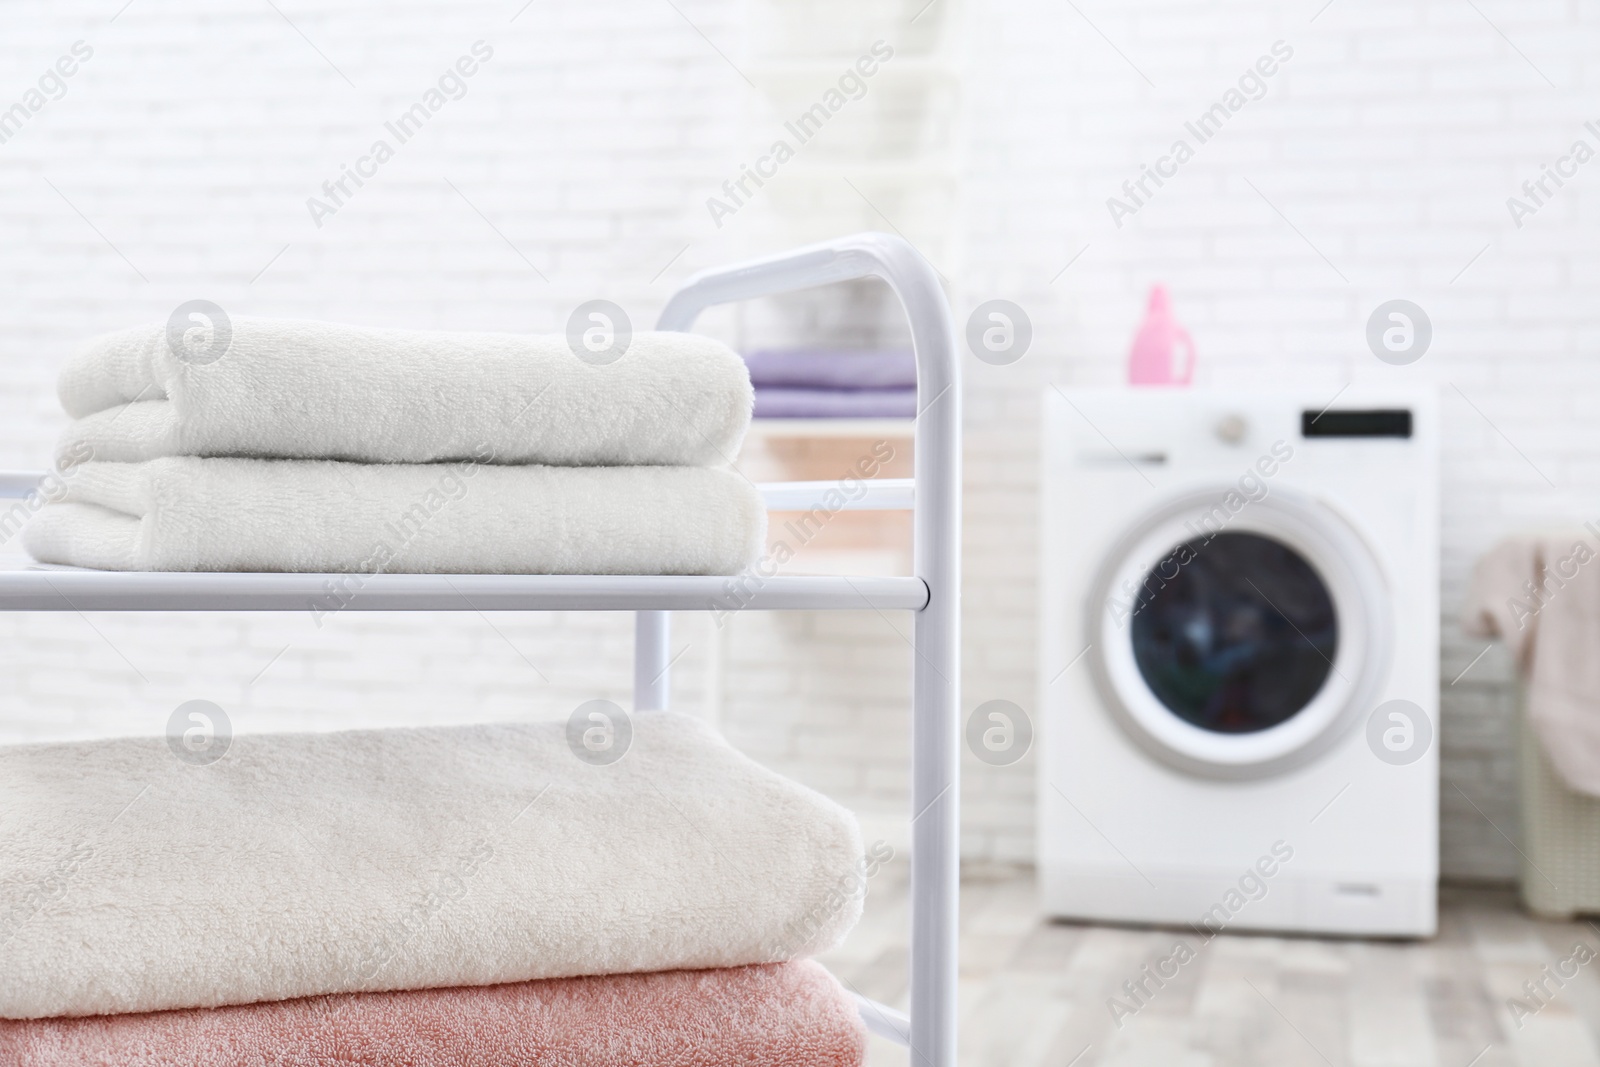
[753,388,917,420]
[743,350,916,391]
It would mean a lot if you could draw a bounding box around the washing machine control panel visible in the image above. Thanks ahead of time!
[1300,409,1412,438]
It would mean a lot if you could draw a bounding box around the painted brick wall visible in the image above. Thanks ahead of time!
[2,0,1593,883]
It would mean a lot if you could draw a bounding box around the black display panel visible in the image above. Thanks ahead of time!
[1301,409,1412,438]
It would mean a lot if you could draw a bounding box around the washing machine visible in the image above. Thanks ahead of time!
[1037,387,1438,936]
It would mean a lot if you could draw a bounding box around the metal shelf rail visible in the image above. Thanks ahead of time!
[0,232,961,1067]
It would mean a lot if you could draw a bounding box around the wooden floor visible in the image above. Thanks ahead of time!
[818,862,1600,1067]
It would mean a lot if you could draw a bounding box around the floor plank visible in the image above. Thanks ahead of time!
[816,870,1600,1066]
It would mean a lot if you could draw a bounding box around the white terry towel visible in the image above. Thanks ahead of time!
[1462,528,1600,796]
[0,712,867,1019]
[23,458,765,574]
[55,319,753,468]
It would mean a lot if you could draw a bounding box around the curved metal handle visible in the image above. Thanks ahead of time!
[656,231,960,579]
[658,233,957,421]
[658,232,961,1067]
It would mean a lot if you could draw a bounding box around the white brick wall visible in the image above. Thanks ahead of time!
[2,0,1593,883]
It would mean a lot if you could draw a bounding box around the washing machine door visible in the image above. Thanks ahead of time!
[1086,486,1392,779]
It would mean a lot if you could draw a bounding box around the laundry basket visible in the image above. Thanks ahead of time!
[1519,695,1600,918]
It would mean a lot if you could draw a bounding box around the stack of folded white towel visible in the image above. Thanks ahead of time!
[0,713,874,1066]
[24,318,765,574]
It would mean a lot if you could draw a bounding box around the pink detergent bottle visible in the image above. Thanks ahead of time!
[1127,284,1195,386]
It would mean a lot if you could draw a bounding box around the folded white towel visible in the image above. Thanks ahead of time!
[0,712,866,1018]
[23,458,764,574]
[56,319,752,468]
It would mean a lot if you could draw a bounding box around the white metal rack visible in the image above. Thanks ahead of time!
[0,232,960,1067]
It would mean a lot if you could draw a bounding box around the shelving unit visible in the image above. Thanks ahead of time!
[0,233,961,1067]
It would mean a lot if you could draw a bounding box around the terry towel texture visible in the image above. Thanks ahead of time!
[22,457,765,574]
[0,962,867,1067]
[0,712,865,1019]
[1463,529,1600,796]
[57,319,753,468]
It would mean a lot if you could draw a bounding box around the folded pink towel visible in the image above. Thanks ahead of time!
[1463,528,1600,795]
[0,961,866,1067]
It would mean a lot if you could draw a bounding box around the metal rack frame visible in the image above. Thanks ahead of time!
[0,232,961,1067]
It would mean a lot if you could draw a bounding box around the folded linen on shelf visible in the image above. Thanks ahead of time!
[22,457,765,574]
[0,713,866,1019]
[753,387,917,420]
[55,319,753,468]
[743,349,916,391]
[0,962,867,1067]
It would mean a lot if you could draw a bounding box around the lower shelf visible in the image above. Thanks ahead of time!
[0,569,929,612]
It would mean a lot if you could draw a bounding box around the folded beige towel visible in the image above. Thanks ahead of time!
[1463,526,1600,795]
[0,713,865,1019]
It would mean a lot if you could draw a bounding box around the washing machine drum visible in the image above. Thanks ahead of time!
[1087,486,1392,779]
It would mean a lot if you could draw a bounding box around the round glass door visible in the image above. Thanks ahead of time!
[1088,487,1391,779]
[1130,532,1338,735]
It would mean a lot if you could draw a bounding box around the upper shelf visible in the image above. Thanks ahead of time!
[0,469,922,610]
[0,569,929,613]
